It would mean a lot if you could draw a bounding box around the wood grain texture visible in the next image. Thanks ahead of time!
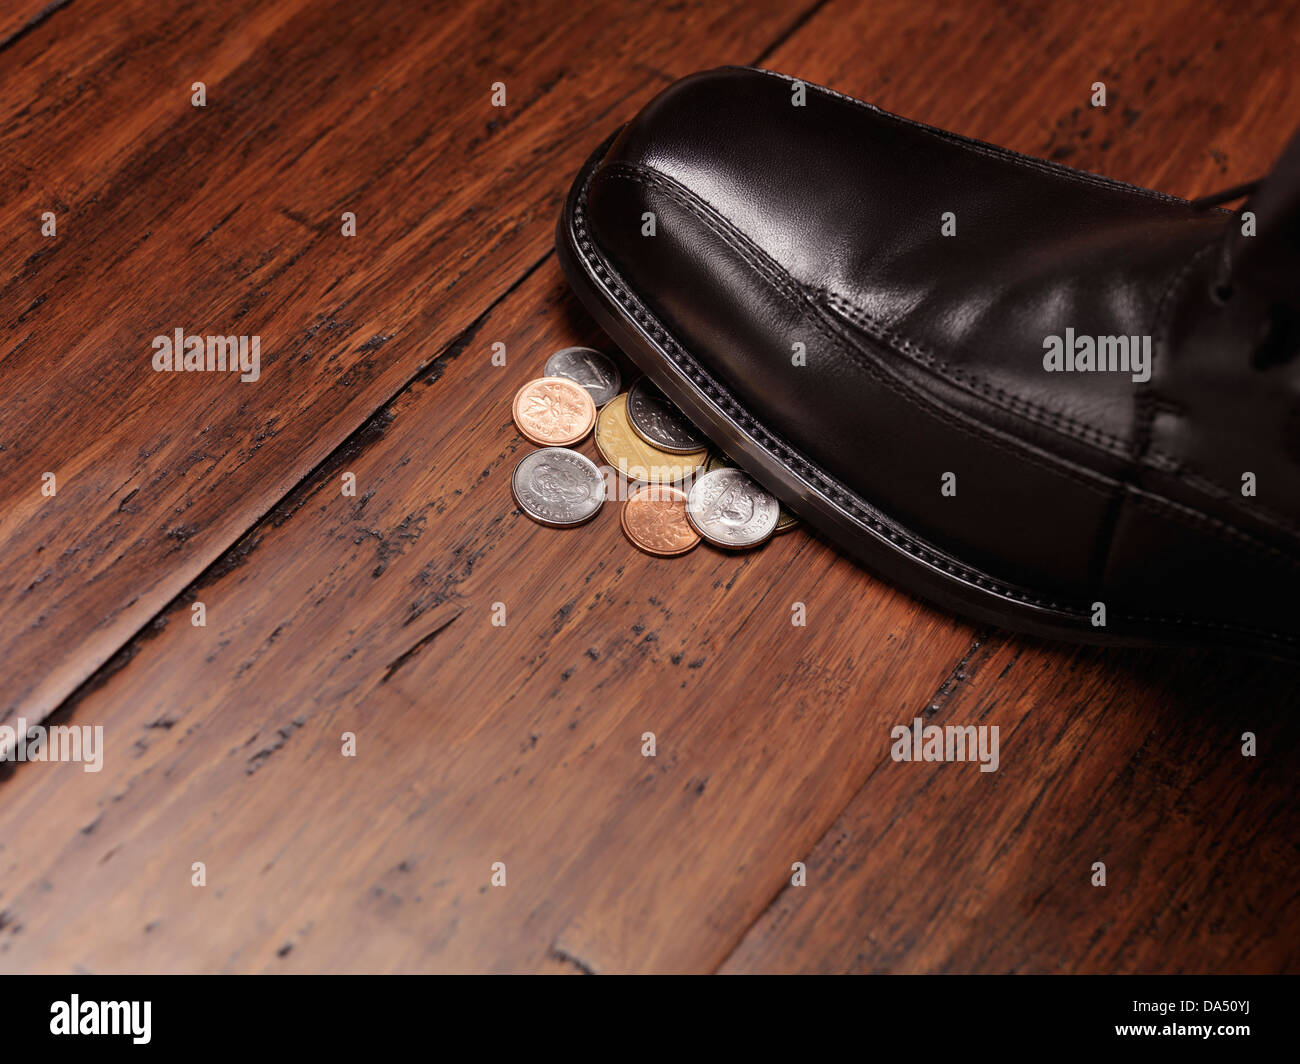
[0,264,974,973]
[2,0,1298,974]
[770,0,1300,193]
[721,638,1300,973]
[0,0,796,727]
[0,1,66,50]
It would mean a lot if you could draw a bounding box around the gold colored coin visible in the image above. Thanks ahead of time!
[703,451,800,533]
[594,393,706,484]
[512,377,597,446]
[621,484,700,557]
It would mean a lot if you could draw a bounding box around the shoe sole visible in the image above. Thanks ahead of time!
[556,133,1296,659]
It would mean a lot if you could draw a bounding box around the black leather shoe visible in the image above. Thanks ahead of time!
[557,66,1300,658]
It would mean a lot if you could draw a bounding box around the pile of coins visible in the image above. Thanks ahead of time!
[510,346,796,557]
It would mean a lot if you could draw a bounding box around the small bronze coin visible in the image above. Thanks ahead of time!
[621,484,700,556]
[594,393,707,484]
[512,377,597,447]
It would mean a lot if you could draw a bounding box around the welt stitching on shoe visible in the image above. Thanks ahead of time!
[572,161,1298,644]
[599,163,1120,497]
[818,291,1131,455]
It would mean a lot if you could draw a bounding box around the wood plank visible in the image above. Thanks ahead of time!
[0,0,65,50]
[0,262,975,973]
[769,0,1300,195]
[0,0,796,730]
[4,0,1298,976]
[720,638,1300,973]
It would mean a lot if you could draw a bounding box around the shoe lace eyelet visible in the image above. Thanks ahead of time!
[1211,283,1235,305]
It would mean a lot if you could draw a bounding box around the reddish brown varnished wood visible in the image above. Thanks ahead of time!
[0,261,976,973]
[722,638,1300,974]
[0,2,61,49]
[1,0,1297,974]
[0,0,796,726]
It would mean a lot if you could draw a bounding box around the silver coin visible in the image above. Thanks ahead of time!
[686,468,779,549]
[544,347,621,408]
[704,451,799,533]
[626,378,709,454]
[511,447,606,527]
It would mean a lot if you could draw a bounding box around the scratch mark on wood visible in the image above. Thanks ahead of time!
[381,605,464,684]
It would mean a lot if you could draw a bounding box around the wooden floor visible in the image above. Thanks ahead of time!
[1,0,1298,974]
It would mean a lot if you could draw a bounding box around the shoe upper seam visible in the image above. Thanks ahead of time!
[1091,240,1218,591]
[818,289,1133,456]
[820,263,1300,544]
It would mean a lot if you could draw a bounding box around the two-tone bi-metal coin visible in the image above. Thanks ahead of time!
[594,393,707,485]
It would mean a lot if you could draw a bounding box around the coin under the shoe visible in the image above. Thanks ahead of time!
[512,376,597,446]
[594,393,707,484]
[686,467,780,548]
[511,447,606,527]
[544,346,621,408]
[704,451,800,534]
[621,484,700,557]
[626,378,709,454]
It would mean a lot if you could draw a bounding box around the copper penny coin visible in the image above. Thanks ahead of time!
[621,484,700,557]
[512,376,597,446]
